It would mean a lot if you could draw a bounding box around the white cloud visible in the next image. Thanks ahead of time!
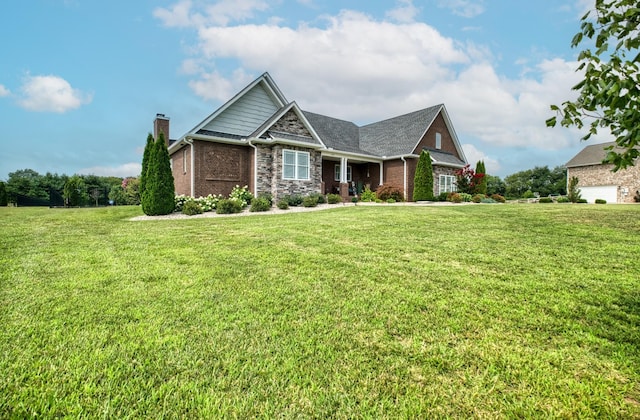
[0,84,10,97]
[438,0,485,18]
[461,143,500,174]
[78,162,142,178]
[386,0,420,23]
[154,0,271,28]
[18,75,92,113]
[156,2,599,175]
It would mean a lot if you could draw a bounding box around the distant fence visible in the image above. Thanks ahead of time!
[14,187,108,208]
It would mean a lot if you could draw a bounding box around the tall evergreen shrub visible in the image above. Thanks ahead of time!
[413,150,435,201]
[0,181,7,206]
[142,133,175,215]
[140,134,154,214]
[475,160,487,195]
[567,176,582,203]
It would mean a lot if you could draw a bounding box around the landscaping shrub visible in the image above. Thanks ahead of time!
[182,200,203,215]
[229,185,253,207]
[216,198,242,214]
[491,194,506,203]
[472,194,485,203]
[577,198,588,203]
[567,176,582,203]
[303,196,319,207]
[327,194,342,204]
[557,197,570,203]
[437,192,449,202]
[523,190,535,199]
[539,197,553,203]
[250,196,271,212]
[595,198,607,204]
[635,190,640,203]
[386,198,396,203]
[449,193,463,203]
[142,133,175,216]
[460,193,473,202]
[376,184,404,202]
[360,187,376,202]
[480,197,497,203]
[283,194,303,207]
[277,199,289,210]
[308,192,325,204]
[257,192,273,207]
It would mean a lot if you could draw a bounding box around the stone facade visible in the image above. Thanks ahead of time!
[568,163,640,203]
[270,110,312,137]
[269,144,322,201]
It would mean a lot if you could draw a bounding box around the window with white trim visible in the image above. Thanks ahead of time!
[283,149,310,180]
[435,132,442,149]
[334,164,352,182]
[439,175,456,193]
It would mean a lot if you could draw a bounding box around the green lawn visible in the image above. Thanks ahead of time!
[1,204,639,418]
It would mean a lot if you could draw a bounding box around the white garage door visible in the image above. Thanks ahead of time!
[579,186,617,203]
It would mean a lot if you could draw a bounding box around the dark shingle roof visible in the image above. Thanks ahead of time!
[425,148,466,166]
[359,105,442,157]
[196,129,244,140]
[302,111,374,155]
[566,141,618,167]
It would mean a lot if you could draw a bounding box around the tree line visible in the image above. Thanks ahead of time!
[0,168,141,207]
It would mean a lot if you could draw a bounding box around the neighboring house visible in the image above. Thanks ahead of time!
[154,72,468,202]
[565,141,640,203]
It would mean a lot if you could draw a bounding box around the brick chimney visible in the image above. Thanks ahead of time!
[153,113,170,147]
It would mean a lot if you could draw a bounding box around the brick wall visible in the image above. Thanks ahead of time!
[193,141,252,198]
[171,146,191,196]
[569,164,640,203]
[384,159,406,198]
[413,113,459,156]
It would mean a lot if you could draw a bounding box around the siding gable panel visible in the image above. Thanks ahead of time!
[203,84,279,136]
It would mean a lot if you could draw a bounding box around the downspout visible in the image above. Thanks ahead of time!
[248,139,258,197]
[185,138,195,197]
[400,156,408,201]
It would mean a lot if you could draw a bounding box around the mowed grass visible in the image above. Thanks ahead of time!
[0,204,639,418]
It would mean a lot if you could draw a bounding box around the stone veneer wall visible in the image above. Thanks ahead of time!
[433,166,458,196]
[255,144,273,196]
[268,144,322,201]
[270,110,312,137]
[569,163,640,203]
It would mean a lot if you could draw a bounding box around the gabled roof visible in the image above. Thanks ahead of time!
[252,102,325,148]
[425,148,466,167]
[189,72,287,136]
[303,111,374,156]
[359,106,442,157]
[566,141,618,167]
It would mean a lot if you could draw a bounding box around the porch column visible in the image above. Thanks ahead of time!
[339,157,349,200]
[379,162,384,185]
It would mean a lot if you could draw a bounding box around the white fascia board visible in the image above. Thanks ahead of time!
[251,137,324,150]
[322,149,383,163]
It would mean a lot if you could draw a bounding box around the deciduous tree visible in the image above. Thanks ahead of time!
[546,0,640,170]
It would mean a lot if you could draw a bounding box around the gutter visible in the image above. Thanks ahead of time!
[184,138,195,197]
[401,156,408,201]
[248,139,258,197]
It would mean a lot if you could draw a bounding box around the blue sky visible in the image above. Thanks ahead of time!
[0,0,603,180]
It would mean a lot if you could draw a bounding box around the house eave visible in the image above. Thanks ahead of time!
[322,149,383,163]
[251,137,325,150]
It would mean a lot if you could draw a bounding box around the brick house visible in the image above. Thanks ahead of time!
[565,141,640,203]
[156,72,468,202]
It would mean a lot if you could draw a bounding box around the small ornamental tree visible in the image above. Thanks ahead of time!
[140,134,154,213]
[475,160,487,195]
[567,176,582,203]
[0,181,7,206]
[413,150,435,201]
[142,133,175,215]
[455,164,484,195]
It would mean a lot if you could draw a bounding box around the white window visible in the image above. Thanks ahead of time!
[435,132,442,150]
[334,164,352,182]
[439,175,456,194]
[283,150,310,180]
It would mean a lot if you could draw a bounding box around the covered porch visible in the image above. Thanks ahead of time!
[321,153,383,201]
